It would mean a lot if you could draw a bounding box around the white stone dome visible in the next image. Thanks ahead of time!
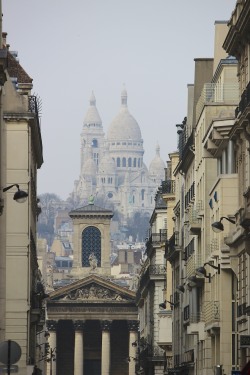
[99,154,116,175]
[149,144,165,178]
[107,88,142,141]
[83,92,102,126]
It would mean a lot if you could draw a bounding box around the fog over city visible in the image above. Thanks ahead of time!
[3,0,236,199]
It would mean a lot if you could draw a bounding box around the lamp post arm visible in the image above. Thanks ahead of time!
[220,216,236,224]
[204,263,220,274]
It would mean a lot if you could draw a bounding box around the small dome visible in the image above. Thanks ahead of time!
[107,88,142,141]
[83,92,102,126]
[99,154,116,175]
[149,144,165,179]
[82,157,97,176]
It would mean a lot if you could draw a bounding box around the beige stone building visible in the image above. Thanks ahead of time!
[222,1,250,373]
[135,153,178,375]
[166,20,240,375]
[0,32,44,375]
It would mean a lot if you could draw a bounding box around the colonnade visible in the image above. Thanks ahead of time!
[46,319,138,375]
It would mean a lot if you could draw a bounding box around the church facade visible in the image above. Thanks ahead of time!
[72,88,166,221]
[44,200,139,375]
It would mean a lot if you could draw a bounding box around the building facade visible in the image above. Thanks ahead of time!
[166,20,240,375]
[0,33,44,374]
[42,201,138,375]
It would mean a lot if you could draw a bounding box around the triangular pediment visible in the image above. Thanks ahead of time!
[48,274,136,303]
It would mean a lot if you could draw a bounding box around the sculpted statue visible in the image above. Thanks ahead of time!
[89,252,98,270]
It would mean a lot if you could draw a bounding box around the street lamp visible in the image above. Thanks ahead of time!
[3,184,28,203]
[211,216,235,233]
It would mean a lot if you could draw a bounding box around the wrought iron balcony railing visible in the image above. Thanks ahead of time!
[196,82,239,121]
[184,238,195,261]
[235,81,250,118]
[146,230,168,245]
[28,95,41,128]
[185,182,195,209]
[149,264,166,276]
[204,301,220,324]
[161,180,175,194]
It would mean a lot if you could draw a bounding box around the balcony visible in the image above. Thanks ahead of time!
[188,201,203,235]
[165,232,181,262]
[161,180,175,195]
[196,82,239,121]
[146,230,168,256]
[180,349,194,367]
[187,313,205,340]
[178,129,194,161]
[149,264,166,276]
[235,81,250,118]
[204,301,220,332]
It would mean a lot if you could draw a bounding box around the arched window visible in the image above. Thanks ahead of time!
[138,158,141,168]
[82,226,101,267]
[122,157,126,167]
[117,158,121,167]
[92,139,98,147]
[133,158,137,167]
[128,158,132,167]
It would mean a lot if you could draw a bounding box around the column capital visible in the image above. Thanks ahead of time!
[127,320,139,332]
[73,320,86,331]
[47,320,58,331]
[100,320,112,331]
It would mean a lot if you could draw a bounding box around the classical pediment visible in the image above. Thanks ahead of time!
[48,274,136,303]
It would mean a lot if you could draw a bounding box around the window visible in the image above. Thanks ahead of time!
[141,189,145,200]
[93,153,99,165]
[82,226,101,267]
[117,158,120,167]
[128,158,132,167]
[122,157,126,167]
[92,139,98,147]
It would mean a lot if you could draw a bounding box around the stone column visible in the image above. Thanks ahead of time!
[73,320,85,375]
[128,321,139,375]
[46,320,57,375]
[100,320,112,375]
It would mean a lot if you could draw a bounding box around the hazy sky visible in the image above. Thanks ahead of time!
[3,0,236,200]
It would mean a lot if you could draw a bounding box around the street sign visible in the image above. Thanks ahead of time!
[0,341,21,365]
[0,365,18,373]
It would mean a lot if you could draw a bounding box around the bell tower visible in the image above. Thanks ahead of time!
[69,197,113,279]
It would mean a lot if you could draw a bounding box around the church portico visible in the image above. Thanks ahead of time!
[46,275,138,375]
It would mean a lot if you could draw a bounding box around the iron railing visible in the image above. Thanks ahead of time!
[196,82,239,121]
[204,301,220,323]
[161,180,175,194]
[235,81,250,117]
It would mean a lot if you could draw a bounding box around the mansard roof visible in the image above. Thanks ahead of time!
[7,51,33,84]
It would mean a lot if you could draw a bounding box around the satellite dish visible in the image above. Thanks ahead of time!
[0,340,22,365]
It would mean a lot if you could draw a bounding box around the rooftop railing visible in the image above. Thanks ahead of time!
[196,82,239,121]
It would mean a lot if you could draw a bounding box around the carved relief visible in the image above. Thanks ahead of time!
[47,320,58,331]
[100,320,112,331]
[127,320,139,331]
[73,320,86,331]
[61,283,130,302]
